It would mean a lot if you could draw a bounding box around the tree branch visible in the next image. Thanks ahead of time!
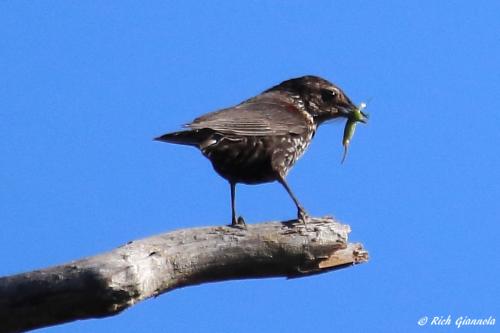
[0,217,368,332]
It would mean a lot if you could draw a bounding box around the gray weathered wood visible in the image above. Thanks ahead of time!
[0,217,368,332]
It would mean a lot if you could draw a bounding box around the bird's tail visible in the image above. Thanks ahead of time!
[154,130,207,147]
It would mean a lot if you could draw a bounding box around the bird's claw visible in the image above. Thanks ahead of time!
[231,216,247,229]
[298,209,309,225]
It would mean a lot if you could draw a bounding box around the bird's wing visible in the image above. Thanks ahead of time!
[186,92,308,136]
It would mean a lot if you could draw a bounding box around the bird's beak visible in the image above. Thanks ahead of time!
[341,101,368,123]
[358,110,369,124]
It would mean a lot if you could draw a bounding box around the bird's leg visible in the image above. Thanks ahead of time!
[230,182,246,228]
[277,176,309,224]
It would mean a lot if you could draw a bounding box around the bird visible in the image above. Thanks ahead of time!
[155,75,367,227]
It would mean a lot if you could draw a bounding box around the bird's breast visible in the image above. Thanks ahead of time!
[200,129,315,184]
[275,129,315,177]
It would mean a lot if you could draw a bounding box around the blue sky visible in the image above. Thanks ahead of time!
[1,1,499,332]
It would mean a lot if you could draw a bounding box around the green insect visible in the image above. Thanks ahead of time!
[341,102,368,163]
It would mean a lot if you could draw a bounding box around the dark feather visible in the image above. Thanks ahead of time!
[154,129,212,147]
[186,91,307,136]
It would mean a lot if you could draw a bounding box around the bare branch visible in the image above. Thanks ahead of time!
[0,217,368,332]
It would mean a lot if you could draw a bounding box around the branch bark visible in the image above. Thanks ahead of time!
[0,217,368,332]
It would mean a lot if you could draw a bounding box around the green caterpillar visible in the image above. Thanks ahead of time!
[341,102,368,163]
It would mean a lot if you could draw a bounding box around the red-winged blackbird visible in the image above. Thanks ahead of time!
[155,75,366,227]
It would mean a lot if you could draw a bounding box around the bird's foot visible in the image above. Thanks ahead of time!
[298,209,309,225]
[231,216,247,229]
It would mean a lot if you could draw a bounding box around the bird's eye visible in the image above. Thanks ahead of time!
[320,89,336,103]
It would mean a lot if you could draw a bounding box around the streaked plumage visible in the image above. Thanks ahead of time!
[156,75,360,227]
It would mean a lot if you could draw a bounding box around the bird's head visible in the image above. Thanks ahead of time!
[271,75,369,162]
[271,75,367,125]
